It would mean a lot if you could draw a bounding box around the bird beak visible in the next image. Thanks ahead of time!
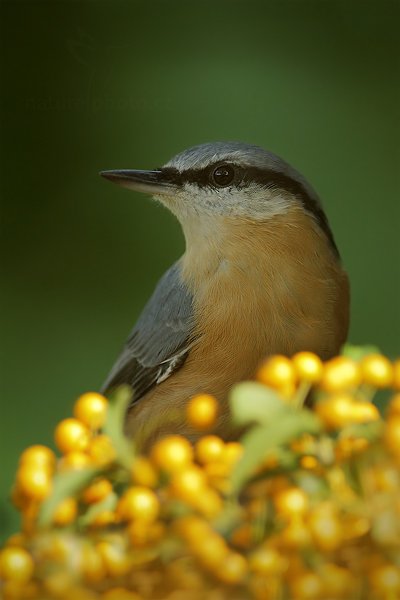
[100,169,176,195]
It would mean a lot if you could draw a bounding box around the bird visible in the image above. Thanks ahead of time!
[100,141,349,448]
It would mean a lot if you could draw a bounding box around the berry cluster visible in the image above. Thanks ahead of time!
[1,348,400,600]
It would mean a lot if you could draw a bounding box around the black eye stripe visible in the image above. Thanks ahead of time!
[161,164,239,187]
[160,164,339,258]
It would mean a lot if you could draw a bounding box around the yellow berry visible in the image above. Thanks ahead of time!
[350,401,380,423]
[263,453,279,470]
[250,576,282,600]
[0,547,34,583]
[267,475,290,495]
[19,445,56,472]
[274,486,308,517]
[2,580,39,599]
[230,523,252,549]
[43,571,73,597]
[128,519,165,548]
[372,465,399,491]
[320,563,356,598]
[81,544,105,584]
[67,587,98,600]
[54,418,90,454]
[16,465,52,501]
[195,435,225,464]
[320,356,361,392]
[52,497,78,526]
[387,393,400,417]
[82,478,113,504]
[204,460,230,480]
[290,571,323,599]
[186,394,218,428]
[87,434,116,466]
[20,505,40,537]
[90,510,117,528]
[278,516,311,549]
[117,486,159,522]
[59,451,92,470]
[96,542,132,577]
[300,456,319,470]
[222,441,243,466]
[370,564,400,594]
[372,509,399,545]
[393,359,400,390]
[216,552,248,584]
[308,503,343,551]
[165,559,203,590]
[257,355,296,389]
[194,533,229,566]
[192,488,223,518]
[292,352,323,383]
[171,466,207,500]
[74,392,108,429]
[176,515,210,542]
[41,535,74,563]
[249,546,287,575]
[291,433,316,454]
[360,354,394,388]
[131,457,158,488]
[341,514,370,540]
[335,436,369,461]
[11,484,30,511]
[315,393,355,429]
[151,435,193,472]
[384,416,400,456]
[5,535,26,548]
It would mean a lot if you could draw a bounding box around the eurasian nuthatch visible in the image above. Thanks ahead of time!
[100,142,349,446]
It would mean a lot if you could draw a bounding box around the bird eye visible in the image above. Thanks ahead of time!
[211,164,235,187]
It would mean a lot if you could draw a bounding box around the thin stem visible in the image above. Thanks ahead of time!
[293,381,312,409]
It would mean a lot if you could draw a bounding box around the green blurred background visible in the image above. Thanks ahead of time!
[1,0,399,540]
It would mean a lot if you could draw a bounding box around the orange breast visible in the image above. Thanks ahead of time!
[126,208,349,447]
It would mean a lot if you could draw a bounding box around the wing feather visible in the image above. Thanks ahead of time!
[101,261,194,404]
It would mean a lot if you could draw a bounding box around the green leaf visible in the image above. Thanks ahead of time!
[231,410,321,494]
[341,344,381,361]
[78,490,118,527]
[213,501,244,537]
[103,385,135,468]
[294,472,330,497]
[230,381,286,426]
[38,467,100,527]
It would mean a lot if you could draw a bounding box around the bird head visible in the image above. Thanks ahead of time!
[101,141,338,257]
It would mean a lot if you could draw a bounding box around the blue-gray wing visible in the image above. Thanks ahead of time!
[101,261,195,403]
